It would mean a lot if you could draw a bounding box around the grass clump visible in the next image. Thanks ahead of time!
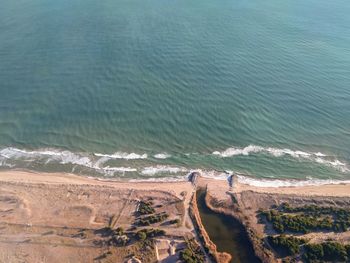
[180,238,205,263]
[137,212,169,226]
[168,218,181,226]
[136,228,166,241]
[138,201,155,215]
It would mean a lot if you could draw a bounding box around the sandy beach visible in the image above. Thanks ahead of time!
[234,180,350,197]
[1,170,350,197]
[0,170,196,263]
[1,170,350,262]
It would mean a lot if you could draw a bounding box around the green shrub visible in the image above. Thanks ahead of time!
[267,235,305,256]
[136,228,165,241]
[137,212,169,226]
[322,242,348,262]
[180,238,204,263]
[137,231,147,241]
[260,203,350,234]
[138,201,155,215]
[303,243,324,262]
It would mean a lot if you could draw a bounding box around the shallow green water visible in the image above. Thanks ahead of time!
[0,0,350,182]
[196,190,261,263]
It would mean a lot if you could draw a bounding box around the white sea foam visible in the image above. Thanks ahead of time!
[129,177,186,182]
[103,166,137,172]
[141,166,187,176]
[0,147,74,159]
[0,159,14,168]
[1,146,349,181]
[0,147,95,168]
[94,152,147,160]
[93,156,110,167]
[314,157,348,172]
[0,147,143,176]
[236,174,350,188]
[189,169,230,180]
[101,166,138,176]
[212,145,348,172]
[266,147,311,158]
[213,145,264,157]
[213,145,316,158]
[60,153,93,167]
[153,153,171,159]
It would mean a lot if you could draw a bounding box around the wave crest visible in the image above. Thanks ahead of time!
[153,153,171,159]
[236,174,350,188]
[141,166,187,176]
[0,147,94,167]
[213,145,264,157]
[94,152,147,160]
[212,145,348,172]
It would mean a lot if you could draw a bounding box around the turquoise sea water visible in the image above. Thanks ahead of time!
[1,0,350,183]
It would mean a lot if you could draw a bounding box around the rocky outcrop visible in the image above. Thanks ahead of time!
[188,172,201,187]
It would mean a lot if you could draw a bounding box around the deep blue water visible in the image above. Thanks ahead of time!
[0,0,350,183]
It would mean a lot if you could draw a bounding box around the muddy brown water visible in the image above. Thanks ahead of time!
[196,190,261,263]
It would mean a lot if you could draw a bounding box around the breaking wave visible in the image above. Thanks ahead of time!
[191,170,350,188]
[94,152,147,160]
[0,147,187,177]
[141,166,188,176]
[0,147,94,168]
[0,146,349,179]
[153,153,171,159]
[103,166,138,172]
[0,147,142,176]
[212,145,349,172]
[213,145,326,158]
[235,174,350,188]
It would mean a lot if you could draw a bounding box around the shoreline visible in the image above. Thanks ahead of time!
[1,169,350,197]
[1,145,349,184]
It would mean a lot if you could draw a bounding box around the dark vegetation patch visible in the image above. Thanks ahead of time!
[267,235,306,257]
[134,228,166,257]
[260,202,350,234]
[138,201,155,215]
[303,242,350,263]
[261,203,350,262]
[94,225,167,248]
[267,235,350,263]
[136,212,169,226]
[180,237,205,263]
[168,218,181,225]
[136,228,166,241]
[94,226,130,246]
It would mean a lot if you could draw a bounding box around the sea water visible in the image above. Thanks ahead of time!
[1,0,350,184]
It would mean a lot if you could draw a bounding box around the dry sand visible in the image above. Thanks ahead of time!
[0,170,195,263]
[234,181,350,197]
[1,170,350,263]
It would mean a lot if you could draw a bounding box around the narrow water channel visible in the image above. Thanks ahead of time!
[196,189,261,263]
